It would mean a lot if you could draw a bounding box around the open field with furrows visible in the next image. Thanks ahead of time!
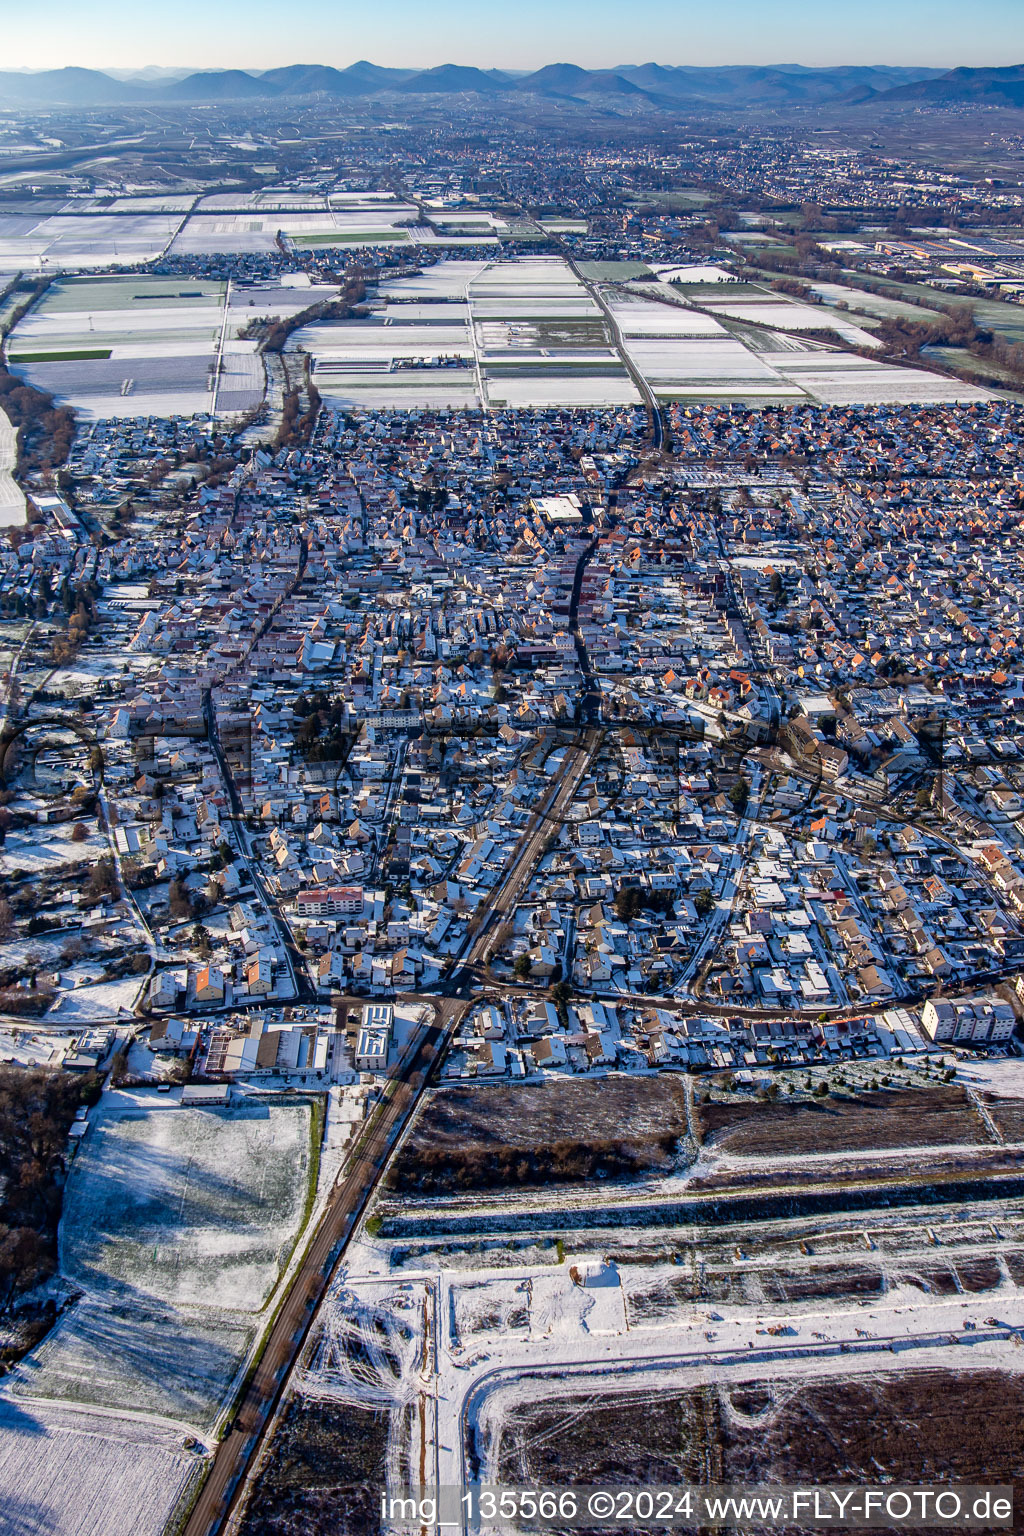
[495,1370,1024,1500]
[0,1399,200,1536]
[695,1086,992,1156]
[239,1395,389,1536]
[388,1077,691,1195]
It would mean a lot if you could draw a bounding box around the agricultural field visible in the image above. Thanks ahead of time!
[60,1102,312,1310]
[595,275,990,404]
[14,1299,254,1427]
[697,291,882,348]
[808,279,940,324]
[170,193,423,255]
[299,257,639,409]
[0,1399,201,1536]
[576,260,653,281]
[764,350,990,405]
[471,260,637,407]
[5,274,264,420]
[301,254,934,410]
[0,211,183,273]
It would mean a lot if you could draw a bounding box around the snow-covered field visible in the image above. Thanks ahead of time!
[44,977,144,1023]
[1,820,107,876]
[0,214,182,273]
[0,405,25,528]
[0,1400,200,1536]
[13,1298,254,1428]
[0,1099,316,1535]
[6,273,268,420]
[61,1103,311,1310]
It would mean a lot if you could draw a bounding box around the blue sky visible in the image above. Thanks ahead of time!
[6,0,1023,72]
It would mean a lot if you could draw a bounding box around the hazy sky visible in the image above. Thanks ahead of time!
[4,0,1023,72]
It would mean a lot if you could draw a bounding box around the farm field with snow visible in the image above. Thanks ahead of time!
[13,1299,254,1427]
[5,273,264,420]
[168,193,423,255]
[300,257,640,409]
[0,212,183,273]
[5,272,348,420]
[2,1097,314,1456]
[60,1102,311,1309]
[300,259,992,409]
[0,1400,201,1536]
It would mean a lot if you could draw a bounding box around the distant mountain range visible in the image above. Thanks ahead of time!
[873,64,1024,109]
[0,60,979,110]
[4,61,1023,111]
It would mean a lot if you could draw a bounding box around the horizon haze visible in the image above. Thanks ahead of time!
[4,0,1024,72]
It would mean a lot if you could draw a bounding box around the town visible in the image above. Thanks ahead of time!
[2,45,1024,1536]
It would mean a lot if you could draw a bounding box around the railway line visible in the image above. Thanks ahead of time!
[182,731,601,1536]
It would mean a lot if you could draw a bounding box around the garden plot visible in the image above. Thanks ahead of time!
[1,819,107,877]
[61,1103,311,1311]
[0,1399,199,1536]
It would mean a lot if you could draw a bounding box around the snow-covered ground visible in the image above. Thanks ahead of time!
[1,821,107,876]
[332,1215,1024,1526]
[60,1102,311,1310]
[45,976,141,1023]
[0,1399,200,1536]
[0,405,25,527]
[0,1095,316,1535]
